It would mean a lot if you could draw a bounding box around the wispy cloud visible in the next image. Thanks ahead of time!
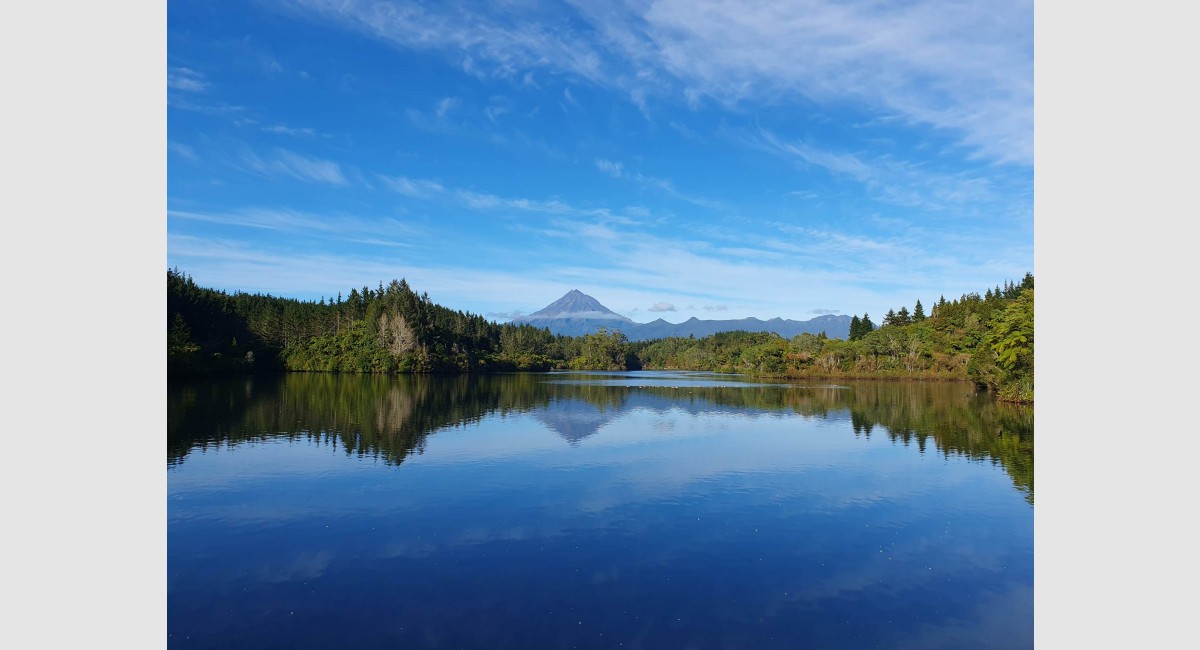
[592,0,1033,164]
[594,158,724,210]
[168,207,421,241]
[435,96,459,119]
[237,147,348,185]
[167,67,209,93]
[406,96,467,134]
[272,1,1031,165]
[483,96,513,123]
[379,175,446,198]
[168,97,246,116]
[262,124,318,137]
[168,141,198,162]
[375,172,656,228]
[456,190,578,215]
[561,87,582,113]
[668,121,700,140]
[594,159,623,178]
[748,129,1006,211]
[648,302,676,312]
[274,0,614,86]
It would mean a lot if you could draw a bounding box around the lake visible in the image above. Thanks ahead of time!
[168,371,1033,649]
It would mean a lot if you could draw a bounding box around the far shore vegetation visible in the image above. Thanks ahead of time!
[168,269,1034,403]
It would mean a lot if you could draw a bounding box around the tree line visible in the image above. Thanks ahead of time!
[168,269,1033,402]
[637,273,1034,402]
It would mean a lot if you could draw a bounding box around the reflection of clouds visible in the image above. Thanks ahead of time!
[376,541,438,560]
[173,405,1025,560]
[455,526,541,544]
[418,406,965,526]
[168,439,357,491]
[893,585,1033,650]
[373,525,577,559]
[555,414,905,506]
[256,550,334,584]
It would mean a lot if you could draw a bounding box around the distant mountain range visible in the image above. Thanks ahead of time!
[511,289,851,340]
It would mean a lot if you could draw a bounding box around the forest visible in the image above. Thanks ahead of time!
[168,269,1033,403]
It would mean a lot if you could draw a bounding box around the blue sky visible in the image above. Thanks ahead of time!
[167,0,1033,323]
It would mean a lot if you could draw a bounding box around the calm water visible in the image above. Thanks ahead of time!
[168,371,1033,649]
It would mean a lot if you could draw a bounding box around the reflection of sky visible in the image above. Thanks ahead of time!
[169,392,1031,649]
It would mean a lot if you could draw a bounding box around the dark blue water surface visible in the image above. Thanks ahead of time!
[168,371,1033,649]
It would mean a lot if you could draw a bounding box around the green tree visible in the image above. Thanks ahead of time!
[168,313,200,358]
[574,328,630,370]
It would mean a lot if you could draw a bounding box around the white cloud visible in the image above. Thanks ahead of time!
[168,141,198,161]
[167,67,209,93]
[562,87,581,109]
[618,0,1032,164]
[594,158,623,178]
[262,124,318,137]
[273,0,1031,165]
[594,158,723,209]
[456,190,577,215]
[238,147,348,185]
[168,208,421,241]
[749,129,1008,211]
[379,175,446,198]
[435,96,459,119]
[648,302,676,312]
[168,97,245,116]
[484,96,512,123]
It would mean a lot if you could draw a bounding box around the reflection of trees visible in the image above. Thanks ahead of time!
[838,382,1034,503]
[169,375,1032,501]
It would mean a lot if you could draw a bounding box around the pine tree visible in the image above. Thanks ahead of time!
[897,306,911,325]
[849,315,862,340]
[913,300,925,321]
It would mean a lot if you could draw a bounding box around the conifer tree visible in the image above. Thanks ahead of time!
[913,300,925,321]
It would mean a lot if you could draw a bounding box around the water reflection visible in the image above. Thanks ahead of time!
[169,372,1032,501]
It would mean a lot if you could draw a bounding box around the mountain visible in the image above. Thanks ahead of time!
[520,289,634,322]
[510,289,636,337]
[512,290,852,340]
